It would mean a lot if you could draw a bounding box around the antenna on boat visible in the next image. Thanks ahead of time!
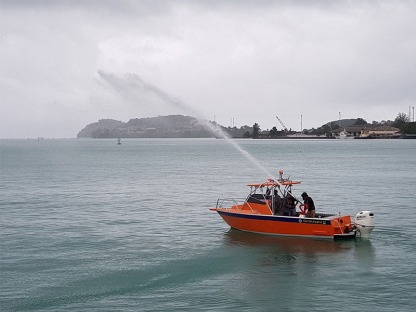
[278,169,283,181]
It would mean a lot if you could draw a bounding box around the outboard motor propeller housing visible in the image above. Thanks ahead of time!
[354,211,375,238]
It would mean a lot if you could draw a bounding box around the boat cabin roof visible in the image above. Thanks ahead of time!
[247,181,301,187]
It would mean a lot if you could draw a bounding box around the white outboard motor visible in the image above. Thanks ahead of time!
[354,211,375,238]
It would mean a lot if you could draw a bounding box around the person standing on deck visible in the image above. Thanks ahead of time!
[283,193,297,216]
[273,189,282,215]
[301,192,315,218]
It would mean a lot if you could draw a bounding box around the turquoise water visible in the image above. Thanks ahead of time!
[1,138,415,311]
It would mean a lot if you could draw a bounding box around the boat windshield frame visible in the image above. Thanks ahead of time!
[245,179,301,215]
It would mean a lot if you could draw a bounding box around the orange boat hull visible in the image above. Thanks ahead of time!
[211,208,355,240]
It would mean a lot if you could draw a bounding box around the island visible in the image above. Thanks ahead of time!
[77,115,219,138]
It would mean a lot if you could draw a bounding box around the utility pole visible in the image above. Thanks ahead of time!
[300,115,303,133]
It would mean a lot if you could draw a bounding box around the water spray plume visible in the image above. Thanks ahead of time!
[97,70,277,180]
[97,71,196,115]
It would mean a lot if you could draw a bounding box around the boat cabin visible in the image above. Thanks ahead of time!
[244,179,301,215]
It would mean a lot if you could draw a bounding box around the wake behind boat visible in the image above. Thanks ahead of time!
[210,170,374,240]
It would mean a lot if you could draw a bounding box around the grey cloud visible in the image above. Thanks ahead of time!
[1,0,415,137]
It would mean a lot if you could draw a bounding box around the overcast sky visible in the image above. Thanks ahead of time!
[1,0,415,138]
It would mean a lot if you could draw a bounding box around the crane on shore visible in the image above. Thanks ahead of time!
[276,116,289,132]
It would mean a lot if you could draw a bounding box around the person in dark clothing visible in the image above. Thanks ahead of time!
[273,189,282,215]
[301,192,315,218]
[283,193,297,216]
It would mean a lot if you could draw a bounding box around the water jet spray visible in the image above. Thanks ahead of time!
[97,70,277,180]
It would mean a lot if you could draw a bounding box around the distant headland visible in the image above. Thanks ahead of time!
[77,115,218,138]
[77,114,416,139]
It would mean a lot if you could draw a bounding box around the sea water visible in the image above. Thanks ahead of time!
[1,138,415,311]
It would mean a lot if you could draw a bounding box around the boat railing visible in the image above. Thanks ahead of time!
[216,198,260,213]
[216,198,246,211]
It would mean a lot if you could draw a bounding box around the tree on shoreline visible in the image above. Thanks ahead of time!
[393,112,410,128]
[269,126,278,137]
[393,112,415,134]
[252,123,260,138]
